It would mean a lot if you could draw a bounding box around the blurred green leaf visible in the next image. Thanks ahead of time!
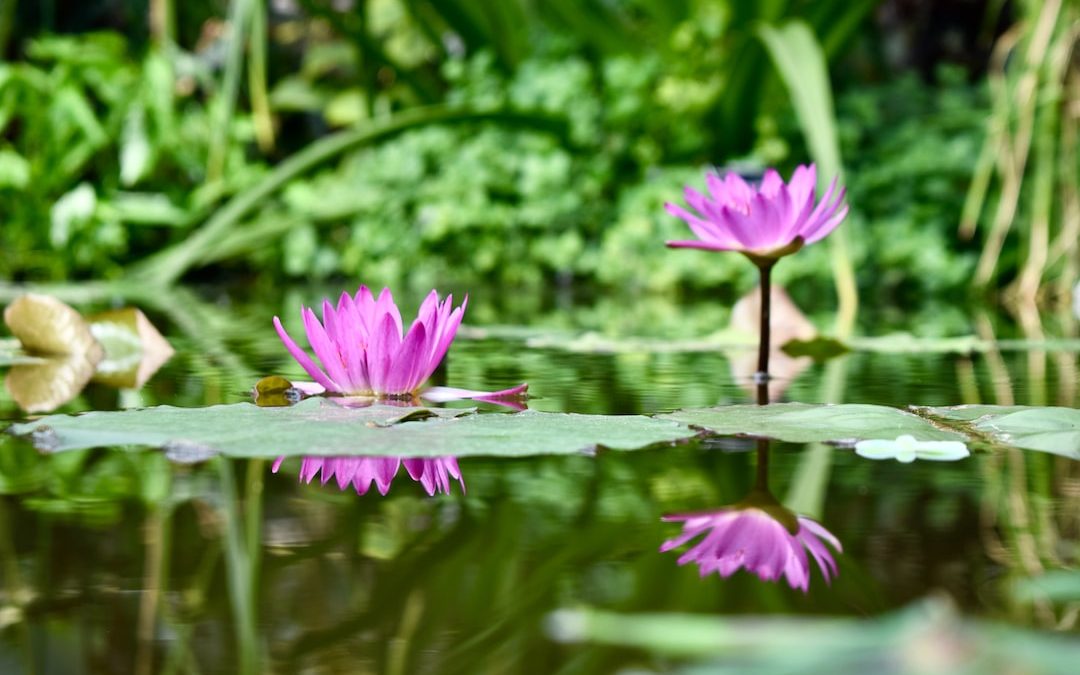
[663,403,964,443]
[1011,570,1080,603]
[548,598,1080,674]
[49,183,97,248]
[925,406,1080,458]
[119,104,151,186]
[0,148,30,188]
[105,192,190,227]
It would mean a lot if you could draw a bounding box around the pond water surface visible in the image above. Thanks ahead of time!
[0,289,1077,674]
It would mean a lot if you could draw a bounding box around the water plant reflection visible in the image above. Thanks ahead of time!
[271,455,464,496]
[1,295,173,412]
[727,284,814,401]
[661,440,842,591]
[264,386,475,497]
[275,285,526,403]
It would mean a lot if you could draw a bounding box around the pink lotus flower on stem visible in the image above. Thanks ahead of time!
[665,164,847,264]
[271,455,464,496]
[661,488,841,592]
[274,285,526,403]
[665,164,848,390]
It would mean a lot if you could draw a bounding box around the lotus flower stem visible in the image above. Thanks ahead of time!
[755,260,775,403]
[754,438,770,490]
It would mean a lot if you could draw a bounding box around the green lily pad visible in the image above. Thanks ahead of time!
[661,403,964,444]
[7,398,697,458]
[923,405,1080,458]
[917,405,1030,423]
[974,408,1080,457]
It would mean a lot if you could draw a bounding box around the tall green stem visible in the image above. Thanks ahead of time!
[756,261,775,405]
[208,0,253,184]
[754,439,770,491]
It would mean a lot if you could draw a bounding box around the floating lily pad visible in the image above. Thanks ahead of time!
[916,405,1030,423]
[974,408,1080,457]
[7,398,696,458]
[8,400,1080,459]
[661,403,964,444]
[922,405,1080,458]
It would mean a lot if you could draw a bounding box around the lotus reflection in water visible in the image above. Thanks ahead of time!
[661,441,842,591]
[271,455,464,496]
[274,284,526,403]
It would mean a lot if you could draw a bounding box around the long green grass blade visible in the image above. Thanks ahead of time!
[129,105,568,286]
[758,20,857,338]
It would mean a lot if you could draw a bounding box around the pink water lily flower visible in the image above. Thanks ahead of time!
[661,490,841,592]
[274,285,526,403]
[666,164,848,262]
[271,455,464,496]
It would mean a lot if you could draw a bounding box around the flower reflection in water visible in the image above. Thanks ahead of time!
[271,455,464,496]
[661,440,842,591]
[266,387,476,497]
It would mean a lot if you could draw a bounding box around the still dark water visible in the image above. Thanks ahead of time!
[0,290,1078,674]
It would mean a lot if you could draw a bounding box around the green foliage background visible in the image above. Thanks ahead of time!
[1,0,1065,309]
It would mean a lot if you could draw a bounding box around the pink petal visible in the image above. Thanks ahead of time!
[664,202,742,249]
[302,307,353,391]
[786,164,816,207]
[802,195,848,245]
[299,457,323,483]
[273,316,339,393]
[387,321,427,393]
[329,294,364,391]
[665,239,742,252]
[368,311,402,394]
[421,382,528,402]
[758,169,783,198]
[289,380,326,396]
[353,285,377,334]
[374,288,403,340]
[373,458,401,495]
[422,299,466,383]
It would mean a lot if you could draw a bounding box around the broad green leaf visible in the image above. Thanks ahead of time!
[1010,570,1080,602]
[549,599,1080,673]
[0,148,30,188]
[758,21,840,184]
[975,408,1080,457]
[661,403,964,443]
[6,399,696,458]
[49,183,97,248]
[918,405,1030,423]
[120,104,151,186]
[924,405,1080,458]
[106,192,189,227]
